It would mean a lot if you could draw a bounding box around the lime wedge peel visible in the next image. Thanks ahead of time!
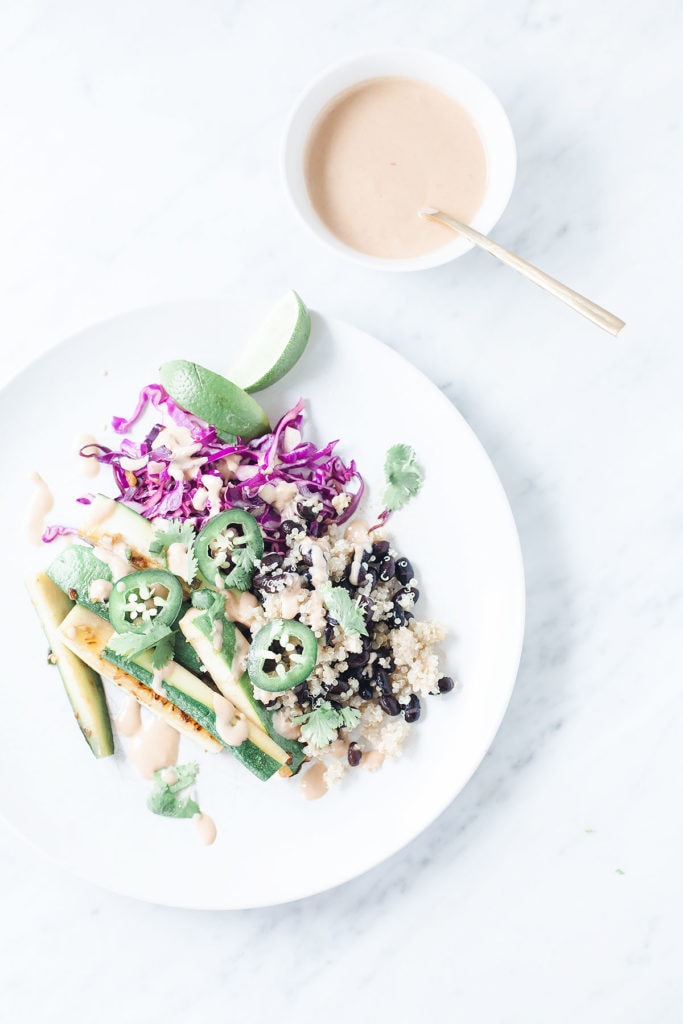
[159,360,271,443]
[229,290,312,394]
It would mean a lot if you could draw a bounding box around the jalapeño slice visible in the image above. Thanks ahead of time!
[194,509,264,592]
[247,618,318,692]
[109,569,183,635]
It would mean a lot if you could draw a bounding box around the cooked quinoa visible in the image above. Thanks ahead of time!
[247,509,451,788]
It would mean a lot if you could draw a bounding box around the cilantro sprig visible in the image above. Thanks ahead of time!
[150,520,198,584]
[321,585,367,637]
[382,444,423,512]
[106,622,175,660]
[292,701,361,748]
[147,762,200,819]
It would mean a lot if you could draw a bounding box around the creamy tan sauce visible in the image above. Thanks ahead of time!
[27,472,54,545]
[278,576,305,620]
[345,519,371,586]
[192,487,209,512]
[305,77,487,259]
[213,693,249,746]
[129,717,180,779]
[166,542,188,580]
[272,709,302,740]
[223,589,261,627]
[361,749,385,772]
[153,425,205,481]
[258,481,299,514]
[88,578,113,603]
[194,812,217,846]
[202,474,223,516]
[93,539,132,581]
[76,433,101,479]
[328,738,349,760]
[115,695,142,737]
[300,760,328,800]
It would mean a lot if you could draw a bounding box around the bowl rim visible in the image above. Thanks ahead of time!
[281,48,518,272]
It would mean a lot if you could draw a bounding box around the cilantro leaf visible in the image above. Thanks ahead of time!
[292,701,362,748]
[190,588,219,611]
[150,520,196,554]
[151,762,199,792]
[190,588,230,639]
[150,520,198,583]
[337,706,361,730]
[151,630,176,670]
[147,762,200,819]
[292,702,340,748]
[382,444,423,512]
[321,585,368,637]
[106,623,174,658]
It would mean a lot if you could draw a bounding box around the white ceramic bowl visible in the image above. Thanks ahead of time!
[282,50,517,272]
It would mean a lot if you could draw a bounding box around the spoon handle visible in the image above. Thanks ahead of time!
[424,210,625,336]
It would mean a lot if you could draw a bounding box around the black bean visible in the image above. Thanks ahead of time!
[297,551,313,568]
[378,555,395,582]
[347,742,362,767]
[391,604,407,628]
[395,585,420,607]
[347,648,371,670]
[379,693,401,716]
[358,595,375,622]
[293,683,310,703]
[371,540,390,560]
[324,622,335,647]
[358,681,374,700]
[373,646,395,673]
[404,693,421,723]
[395,557,414,585]
[252,572,288,594]
[357,564,379,589]
[326,679,350,696]
[260,552,282,569]
[375,668,393,695]
[438,676,455,693]
[281,519,304,538]
[297,501,319,522]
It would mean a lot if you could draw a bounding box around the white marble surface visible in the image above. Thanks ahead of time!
[1,1,681,1020]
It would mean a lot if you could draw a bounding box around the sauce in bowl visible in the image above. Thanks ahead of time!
[304,76,488,260]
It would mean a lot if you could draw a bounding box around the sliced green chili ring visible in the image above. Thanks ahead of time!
[109,569,183,635]
[194,509,264,592]
[247,618,318,692]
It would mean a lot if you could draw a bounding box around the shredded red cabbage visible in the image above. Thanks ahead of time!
[50,384,364,553]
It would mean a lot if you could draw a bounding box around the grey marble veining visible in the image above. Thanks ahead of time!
[1,1,682,1021]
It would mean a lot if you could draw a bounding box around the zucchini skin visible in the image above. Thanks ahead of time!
[102,648,282,782]
[27,572,114,759]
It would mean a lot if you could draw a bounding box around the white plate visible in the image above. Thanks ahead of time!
[0,301,524,909]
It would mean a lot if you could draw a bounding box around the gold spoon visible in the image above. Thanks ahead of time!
[422,209,625,336]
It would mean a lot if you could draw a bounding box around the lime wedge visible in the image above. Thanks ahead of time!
[229,290,312,393]
[159,360,270,442]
